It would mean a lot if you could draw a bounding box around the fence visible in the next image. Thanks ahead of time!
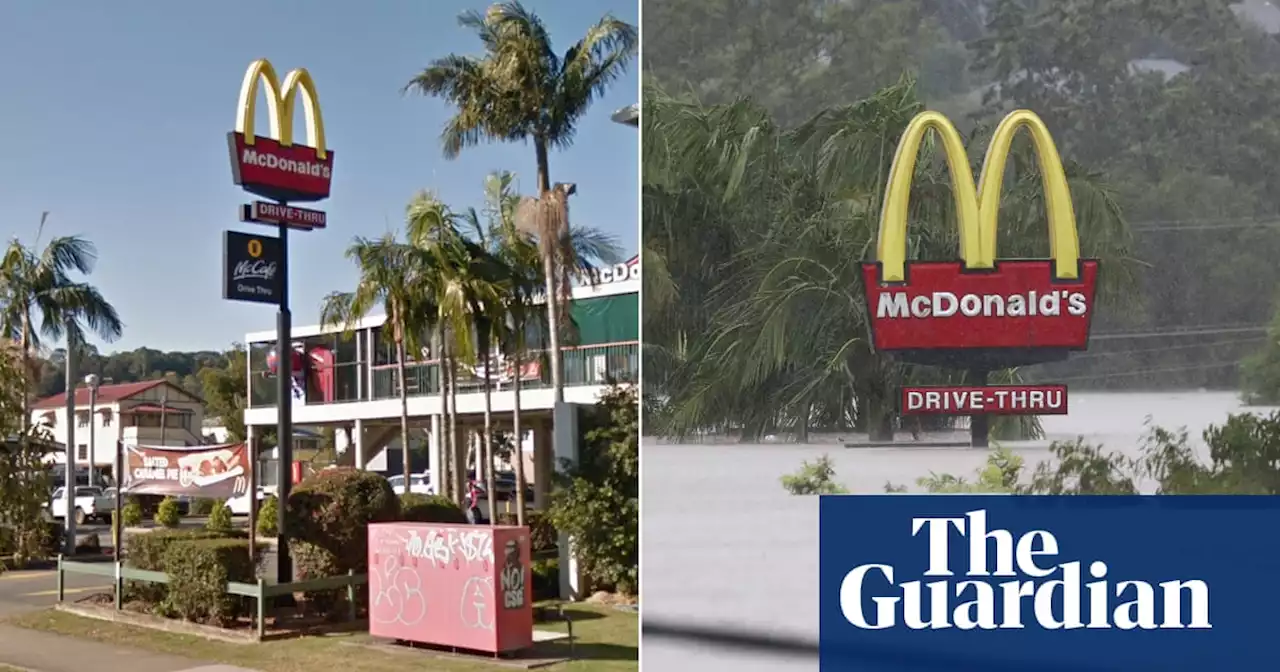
[57,557,367,638]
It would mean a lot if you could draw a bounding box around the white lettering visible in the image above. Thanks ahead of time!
[873,290,1090,319]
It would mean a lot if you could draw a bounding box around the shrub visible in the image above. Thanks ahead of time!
[187,498,215,516]
[39,521,63,558]
[121,500,143,527]
[399,493,467,523]
[531,558,560,601]
[548,384,639,595]
[124,528,245,605]
[161,538,260,625]
[494,510,557,554]
[256,496,278,537]
[206,501,233,533]
[780,455,848,495]
[0,526,14,554]
[285,468,399,615]
[154,497,182,528]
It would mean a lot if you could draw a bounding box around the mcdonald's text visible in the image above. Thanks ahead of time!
[229,133,334,202]
[901,385,1068,415]
[862,259,1098,352]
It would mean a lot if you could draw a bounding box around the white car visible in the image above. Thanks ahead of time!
[49,486,108,525]
[387,473,434,496]
[226,487,271,516]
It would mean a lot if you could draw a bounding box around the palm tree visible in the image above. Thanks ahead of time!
[0,220,123,433]
[320,234,436,486]
[405,1,637,405]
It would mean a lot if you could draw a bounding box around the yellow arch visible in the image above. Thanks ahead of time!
[975,109,1079,279]
[234,59,328,159]
[876,111,982,283]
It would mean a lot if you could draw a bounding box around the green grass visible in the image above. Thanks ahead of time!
[6,603,637,672]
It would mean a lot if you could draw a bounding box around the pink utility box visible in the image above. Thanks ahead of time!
[367,522,534,654]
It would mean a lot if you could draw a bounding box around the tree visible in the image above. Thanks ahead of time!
[0,341,55,569]
[0,224,123,430]
[198,345,249,442]
[405,0,637,406]
[320,235,437,488]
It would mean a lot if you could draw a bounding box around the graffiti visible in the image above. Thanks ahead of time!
[500,539,526,609]
[370,551,427,626]
[404,527,494,569]
[459,576,495,630]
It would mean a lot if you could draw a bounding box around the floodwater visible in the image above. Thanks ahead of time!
[640,391,1276,671]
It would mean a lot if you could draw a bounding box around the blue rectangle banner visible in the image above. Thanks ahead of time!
[819,495,1280,671]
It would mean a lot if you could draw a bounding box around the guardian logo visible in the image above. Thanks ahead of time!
[818,496,1280,671]
[840,510,1210,631]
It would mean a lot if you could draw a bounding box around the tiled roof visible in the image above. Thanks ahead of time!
[32,380,169,410]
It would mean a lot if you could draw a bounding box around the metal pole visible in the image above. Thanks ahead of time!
[87,384,96,487]
[63,325,77,555]
[275,215,294,591]
[969,368,990,448]
[114,440,123,557]
[159,387,168,446]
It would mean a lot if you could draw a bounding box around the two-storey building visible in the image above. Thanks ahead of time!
[32,379,206,479]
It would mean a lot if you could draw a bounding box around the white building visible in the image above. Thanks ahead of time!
[31,379,206,476]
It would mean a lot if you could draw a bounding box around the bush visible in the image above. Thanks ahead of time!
[494,510,557,554]
[548,384,639,595]
[161,538,260,625]
[531,558,560,601]
[256,496,278,537]
[187,498,215,516]
[124,528,245,605]
[206,501,233,533]
[154,497,182,528]
[39,521,63,557]
[121,500,143,527]
[0,526,14,555]
[285,468,399,615]
[780,455,848,495]
[399,493,467,523]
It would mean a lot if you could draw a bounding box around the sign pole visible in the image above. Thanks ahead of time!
[248,436,257,567]
[969,368,990,448]
[275,211,294,598]
[114,440,123,558]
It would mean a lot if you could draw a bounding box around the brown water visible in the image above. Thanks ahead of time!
[640,391,1275,670]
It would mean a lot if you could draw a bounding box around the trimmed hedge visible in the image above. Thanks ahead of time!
[399,493,467,523]
[206,501,233,532]
[154,497,182,528]
[161,538,260,625]
[257,495,279,536]
[285,468,399,616]
[124,528,246,604]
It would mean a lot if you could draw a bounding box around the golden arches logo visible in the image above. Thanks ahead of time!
[247,239,263,258]
[874,109,1080,283]
[235,59,327,159]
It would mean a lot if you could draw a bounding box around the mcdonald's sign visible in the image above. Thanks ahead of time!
[861,110,1099,368]
[228,59,334,203]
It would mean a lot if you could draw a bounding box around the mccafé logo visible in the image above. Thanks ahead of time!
[232,259,277,282]
[861,110,1099,367]
[840,510,1211,631]
[228,59,334,203]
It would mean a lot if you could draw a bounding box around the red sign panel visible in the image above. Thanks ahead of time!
[862,259,1098,366]
[368,522,533,654]
[228,133,333,203]
[241,201,327,230]
[901,385,1068,415]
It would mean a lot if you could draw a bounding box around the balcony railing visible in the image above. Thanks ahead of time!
[248,342,637,409]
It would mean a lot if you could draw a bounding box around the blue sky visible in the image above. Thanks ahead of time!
[0,0,639,354]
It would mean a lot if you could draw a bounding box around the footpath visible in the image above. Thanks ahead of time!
[0,623,238,672]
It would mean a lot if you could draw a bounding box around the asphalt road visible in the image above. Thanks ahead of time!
[0,517,282,619]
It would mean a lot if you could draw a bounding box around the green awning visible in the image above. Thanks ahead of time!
[570,293,639,345]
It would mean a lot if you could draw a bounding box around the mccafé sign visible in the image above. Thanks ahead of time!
[862,110,1098,368]
[228,59,334,203]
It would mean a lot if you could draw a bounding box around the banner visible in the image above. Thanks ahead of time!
[862,110,1098,368]
[123,443,250,499]
[819,495,1280,670]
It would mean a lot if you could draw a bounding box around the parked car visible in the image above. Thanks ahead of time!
[225,487,269,516]
[387,473,434,496]
[49,486,108,525]
[466,470,532,502]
